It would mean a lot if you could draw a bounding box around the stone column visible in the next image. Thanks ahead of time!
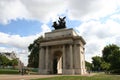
[39,47,44,70]
[58,57,61,70]
[45,46,48,70]
[79,45,83,74]
[69,44,73,69]
[59,57,62,69]
[83,47,86,74]
[74,44,77,68]
[62,45,66,69]
[58,56,62,74]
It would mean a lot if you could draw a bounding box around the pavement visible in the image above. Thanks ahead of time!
[0,73,94,80]
[0,74,58,80]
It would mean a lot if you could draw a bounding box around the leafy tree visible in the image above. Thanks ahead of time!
[92,56,102,71]
[102,44,120,74]
[85,61,92,71]
[101,61,110,71]
[0,55,10,68]
[102,44,119,63]
[109,49,120,70]
[11,59,18,68]
[28,36,43,68]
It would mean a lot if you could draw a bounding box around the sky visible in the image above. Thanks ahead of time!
[0,0,120,66]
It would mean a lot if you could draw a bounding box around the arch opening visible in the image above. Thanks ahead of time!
[53,51,62,74]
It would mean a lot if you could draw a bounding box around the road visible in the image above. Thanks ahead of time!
[0,73,93,80]
[0,74,58,80]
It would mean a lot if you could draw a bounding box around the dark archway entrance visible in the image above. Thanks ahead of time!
[53,58,58,74]
[53,51,62,74]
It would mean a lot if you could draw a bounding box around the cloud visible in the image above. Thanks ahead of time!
[21,0,67,23]
[0,0,29,24]
[41,24,51,33]
[0,34,31,66]
[76,19,120,62]
[0,0,67,24]
[115,36,120,46]
[68,0,119,21]
[1,0,120,64]
[0,0,120,24]
[0,32,39,65]
[0,46,27,55]
[0,23,51,65]
[0,32,40,49]
[77,20,120,39]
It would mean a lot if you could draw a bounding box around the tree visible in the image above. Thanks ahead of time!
[101,61,110,71]
[0,55,10,68]
[85,61,92,71]
[102,44,119,63]
[109,49,120,70]
[11,59,18,68]
[102,44,120,74]
[28,36,43,68]
[92,56,102,71]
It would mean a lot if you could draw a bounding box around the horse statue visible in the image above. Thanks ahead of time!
[52,17,66,30]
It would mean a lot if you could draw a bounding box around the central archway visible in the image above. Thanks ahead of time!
[53,51,62,74]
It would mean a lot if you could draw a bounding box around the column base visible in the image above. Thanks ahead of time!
[81,68,87,75]
[74,69,82,74]
[62,69,75,75]
[58,69,62,74]
[74,68,87,75]
[38,69,51,74]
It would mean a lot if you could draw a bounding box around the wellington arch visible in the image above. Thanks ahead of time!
[38,28,87,75]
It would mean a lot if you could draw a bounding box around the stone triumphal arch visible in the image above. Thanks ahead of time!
[39,28,86,75]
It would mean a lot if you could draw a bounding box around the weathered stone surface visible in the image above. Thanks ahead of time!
[39,28,86,75]
[45,28,78,39]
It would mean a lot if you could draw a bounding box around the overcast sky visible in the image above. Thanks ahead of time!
[0,0,120,65]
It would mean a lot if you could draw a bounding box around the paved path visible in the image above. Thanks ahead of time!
[0,75,58,80]
[0,74,94,80]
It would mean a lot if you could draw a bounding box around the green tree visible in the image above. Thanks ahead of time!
[85,61,92,71]
[11,59,18,68]
[109,49,120,70]
[102,44,119,63]
[0,55,10,68]
[102,44,120,74]
[101,61,110,71]
[28,36,43,68]
[92,56,102,71]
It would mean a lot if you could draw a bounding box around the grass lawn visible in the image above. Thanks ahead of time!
[32,73,120,80]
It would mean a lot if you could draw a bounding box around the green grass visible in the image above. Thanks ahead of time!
[0,69,19,74]
[32,73,120,80]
